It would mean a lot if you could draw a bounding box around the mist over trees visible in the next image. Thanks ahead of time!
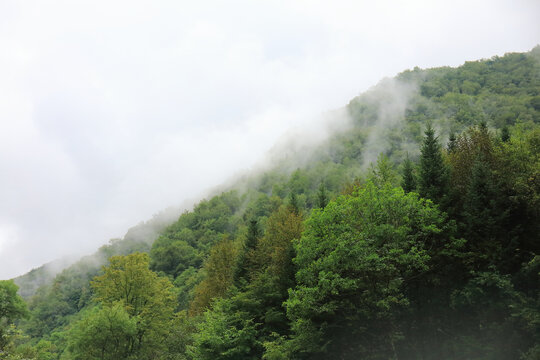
[3,47,540,359]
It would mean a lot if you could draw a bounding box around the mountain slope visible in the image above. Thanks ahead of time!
[9,47,540,359]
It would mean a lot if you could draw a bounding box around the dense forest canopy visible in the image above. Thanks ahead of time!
[3,47,539,359]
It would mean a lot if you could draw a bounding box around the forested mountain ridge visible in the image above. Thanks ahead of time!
[13,207,182,300]
[1,47,539,359]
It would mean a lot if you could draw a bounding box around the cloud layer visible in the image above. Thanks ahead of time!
[0,0,539,278]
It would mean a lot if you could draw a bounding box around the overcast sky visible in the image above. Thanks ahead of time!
[0,0,538,279]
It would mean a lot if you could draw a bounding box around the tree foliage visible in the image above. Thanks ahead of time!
[418,124,449,206]
[68,253,176,359]
[0,281,28,324]
[190,238,238,315]
[11,47,540,359]
[284,182,458,358]
[401,155,416,193]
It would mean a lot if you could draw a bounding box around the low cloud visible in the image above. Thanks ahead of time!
[0,0,539,278]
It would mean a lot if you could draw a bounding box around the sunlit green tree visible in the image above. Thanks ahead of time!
[68,253,175,359]
[284,182,457,358]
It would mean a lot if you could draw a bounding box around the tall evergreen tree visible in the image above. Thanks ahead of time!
[288,192,299,215]
[418,124,449,205]
[401,154,416,193]
[369,153,398,188]
[462,154,504,266]
[447,131,457,153]
[246,219,261,251]
[316,182,329,209]
[235,219,261,284]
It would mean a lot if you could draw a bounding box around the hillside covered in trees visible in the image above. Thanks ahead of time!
[1,47,539,359]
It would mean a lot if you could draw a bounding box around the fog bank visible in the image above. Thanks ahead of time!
[1,0,539,279]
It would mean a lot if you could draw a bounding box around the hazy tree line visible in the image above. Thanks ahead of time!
[1,47,539,359]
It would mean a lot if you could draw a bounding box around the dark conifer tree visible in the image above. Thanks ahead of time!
[288,192,299,215]
[418,124,449,206]
[234,218,261,284]
[501,126,510,142]
[462,154,504,267]
[447,131,457,153]
[245,219,261,251]
[316,182,329,209]
[401,155,416,193]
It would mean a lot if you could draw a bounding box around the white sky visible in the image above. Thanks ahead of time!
[0,0,539,279]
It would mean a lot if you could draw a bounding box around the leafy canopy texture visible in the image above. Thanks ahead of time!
[8,48,540,359]
[189,237,238,315]
[68,253,175,359]
[0,280,28,323]
[67,303,137,360]
[189,297,260,360]
[91,253,175,319]
[0,280,29,354]
[285,182,456,358]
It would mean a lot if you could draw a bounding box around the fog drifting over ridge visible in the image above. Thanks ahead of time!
[0,0,539,279]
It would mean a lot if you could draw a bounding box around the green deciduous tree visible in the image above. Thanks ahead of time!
[68,253,176,359]
[284,182,457,358]
[92,253,175,320]
[190,238,238,315]
[150,239,201,278]
[67,303,137,360]
[188,297,260,360]
[0,281,28,324]
[0,280,28,354]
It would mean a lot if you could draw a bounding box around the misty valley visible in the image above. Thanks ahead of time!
[1,47,540,359]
